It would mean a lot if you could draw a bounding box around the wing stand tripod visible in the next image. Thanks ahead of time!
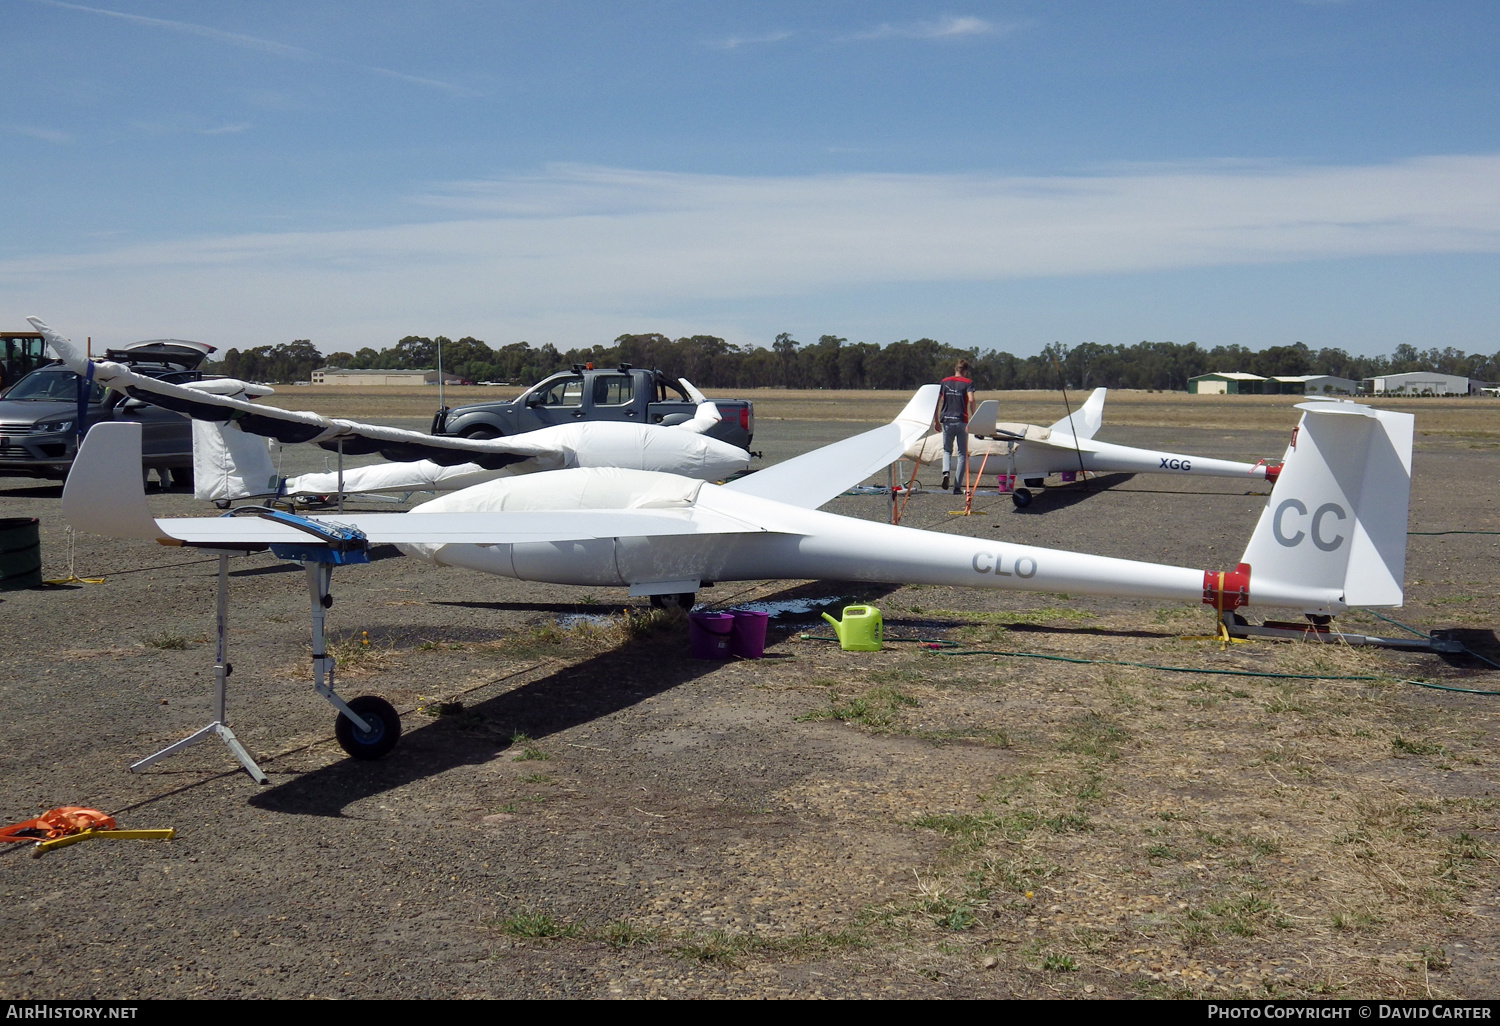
[128,510,399,784]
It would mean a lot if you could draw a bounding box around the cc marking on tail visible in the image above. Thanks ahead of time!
[1272,499,1347,552]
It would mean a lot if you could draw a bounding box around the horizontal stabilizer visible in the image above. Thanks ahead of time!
[723,384,939,509]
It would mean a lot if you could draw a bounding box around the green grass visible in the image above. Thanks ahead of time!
[798,685,920,732]
[1060,712,1130,760]
[510,733,551,761]
[496,911,577,939]
[1392,736,1444,757]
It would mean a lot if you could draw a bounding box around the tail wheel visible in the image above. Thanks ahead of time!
[650,592,697,611]
[335,695,401,760]
[1012,488,1033,508]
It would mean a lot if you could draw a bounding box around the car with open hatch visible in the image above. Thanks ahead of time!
[0,338,216,484]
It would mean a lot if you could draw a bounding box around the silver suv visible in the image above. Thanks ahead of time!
[0,339,215,483]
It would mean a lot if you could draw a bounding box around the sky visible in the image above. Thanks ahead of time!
[3,0,1499,358]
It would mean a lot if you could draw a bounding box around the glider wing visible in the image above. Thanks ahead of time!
[722,384,938,509]
[33,317,567,470]
[63,423,771,548]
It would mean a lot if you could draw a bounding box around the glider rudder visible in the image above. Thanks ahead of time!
[1229,402,1413,612]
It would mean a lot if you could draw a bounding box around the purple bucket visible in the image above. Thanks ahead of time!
[688,611,734,660]
[729,610,770,659]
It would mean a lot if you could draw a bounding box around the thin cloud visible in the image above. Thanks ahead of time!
[851,16,1008,41]
[28,0,472,95]
[200,123,252,136]
[8,156,1500,350]
[10,124,74,145]
[707,30,794,50]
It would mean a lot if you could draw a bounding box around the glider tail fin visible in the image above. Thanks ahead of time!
[1048,387,1106,439]
[675,401,724,435]
[1235,402,1413,611]
[63,422,163,541]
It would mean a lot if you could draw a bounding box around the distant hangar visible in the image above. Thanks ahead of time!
[1187,373,1361,395]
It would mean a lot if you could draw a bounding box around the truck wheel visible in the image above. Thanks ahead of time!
[460,426,501,441]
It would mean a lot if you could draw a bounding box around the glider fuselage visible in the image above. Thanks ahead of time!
[409,481,1232,608]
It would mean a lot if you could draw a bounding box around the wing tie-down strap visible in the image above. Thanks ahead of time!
[1,807,174,857]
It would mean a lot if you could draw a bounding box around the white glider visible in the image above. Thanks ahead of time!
[61,389,1409,771]
[906,388,1282,506]
[28,317,751,501]
[67,390,1407,615]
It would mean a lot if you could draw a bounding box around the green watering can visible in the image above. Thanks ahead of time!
[821,605,883,651]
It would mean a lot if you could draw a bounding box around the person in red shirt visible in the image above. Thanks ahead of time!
[933,360,976,494]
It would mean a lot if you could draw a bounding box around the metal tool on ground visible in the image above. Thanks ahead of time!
[1218,611,1465,653]
[31,827,176,858]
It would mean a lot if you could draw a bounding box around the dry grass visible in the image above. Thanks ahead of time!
[779,606,1498,998]
[258,384,1500,438]
[281,607,685,679]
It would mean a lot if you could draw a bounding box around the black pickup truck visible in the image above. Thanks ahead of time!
[431,365,754,449]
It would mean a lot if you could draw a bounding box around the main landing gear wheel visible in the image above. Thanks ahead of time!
[650,592,697,610]
[335,695,401,760]
[1011,488,1033,508]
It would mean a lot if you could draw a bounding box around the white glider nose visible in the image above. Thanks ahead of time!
[698,436,753,480]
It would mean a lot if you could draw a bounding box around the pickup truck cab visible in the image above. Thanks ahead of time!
[432,365,754,450]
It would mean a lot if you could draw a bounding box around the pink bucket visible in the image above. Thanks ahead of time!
[995,474,1015,492]
[730,610,770,659]
[688,612,734,660]
[1060,471,1077,483]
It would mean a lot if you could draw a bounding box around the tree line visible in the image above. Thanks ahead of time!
[209,333,1500,391]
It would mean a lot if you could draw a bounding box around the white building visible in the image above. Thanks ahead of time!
[310,368,465,386]
[1269,374,1361,396]
[1363,372,1473,396]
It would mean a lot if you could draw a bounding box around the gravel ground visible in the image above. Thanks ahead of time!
[0,417,1496,999]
